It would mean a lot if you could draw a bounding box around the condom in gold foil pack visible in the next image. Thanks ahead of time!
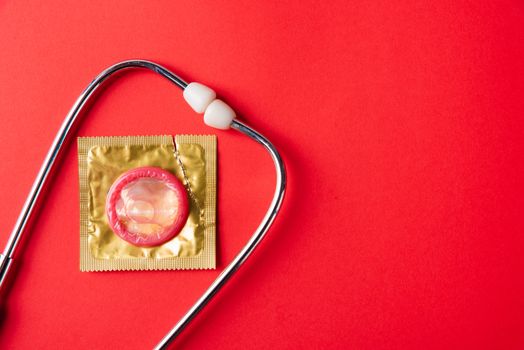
[77,135,216,271]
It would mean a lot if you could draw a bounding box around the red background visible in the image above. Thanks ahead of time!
[1,1,523,349]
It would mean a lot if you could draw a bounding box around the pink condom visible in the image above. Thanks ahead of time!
[106,167,189,247]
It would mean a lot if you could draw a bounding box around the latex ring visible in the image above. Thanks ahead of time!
[106,167,189,247]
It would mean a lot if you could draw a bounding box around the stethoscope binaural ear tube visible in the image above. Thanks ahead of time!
[184,81,237,129]
[0,60,286,348]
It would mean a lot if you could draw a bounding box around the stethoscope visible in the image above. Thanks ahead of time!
[0,60,286,349]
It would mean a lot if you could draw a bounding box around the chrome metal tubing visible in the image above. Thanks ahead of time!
[0,60,188,292]
[0,60,287,348]
[155,119,286,349]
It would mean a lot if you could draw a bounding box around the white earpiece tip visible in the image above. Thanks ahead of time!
[183,82,216,114]
[203,99,236,130]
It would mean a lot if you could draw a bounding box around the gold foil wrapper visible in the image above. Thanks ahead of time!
[78,135,216,271]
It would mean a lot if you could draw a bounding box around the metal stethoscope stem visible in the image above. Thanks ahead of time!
[0,60,286,348]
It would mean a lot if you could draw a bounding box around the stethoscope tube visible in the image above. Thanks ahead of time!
[0,60,286,348]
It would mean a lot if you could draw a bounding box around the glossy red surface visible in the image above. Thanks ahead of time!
[106,167,189,248]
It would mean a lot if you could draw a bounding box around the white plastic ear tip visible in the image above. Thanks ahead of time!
[183,82,216,114]
[203,99,236,130]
